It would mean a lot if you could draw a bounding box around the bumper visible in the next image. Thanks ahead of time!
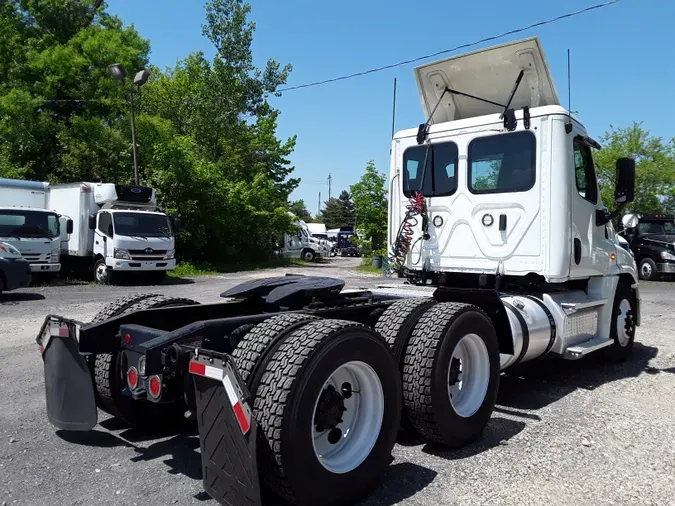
[109,258,176,272]
[30,263,60,273]
[656,262,675,274]
[0,257,32,290]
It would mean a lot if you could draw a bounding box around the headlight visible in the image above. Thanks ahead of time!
[164,250,175,260]
[660,251,675,261]
[114,249,131,260]
[50,247,61,263]
[0,242,21,258]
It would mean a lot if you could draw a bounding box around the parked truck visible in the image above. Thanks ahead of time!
[48,182,178,284]
[36,37,640,506]
[0,178,72,277]
[281,216,329,261]
[617,213,675,280]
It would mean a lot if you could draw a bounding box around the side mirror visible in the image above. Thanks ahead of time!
[66,219,74,235]
[621,213,639,230]
[88,215,96,230]
[615,157,635,204]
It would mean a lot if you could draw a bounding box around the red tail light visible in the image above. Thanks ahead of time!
[127,367,139,390]
[148,375,162,399]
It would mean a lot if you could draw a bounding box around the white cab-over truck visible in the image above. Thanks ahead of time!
[48,182,177,283]
[0,178,73,276]
[37,37,640,506]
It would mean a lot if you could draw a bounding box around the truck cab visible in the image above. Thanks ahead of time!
[48,182,176,283]
[0,178,73,277]
[618,213,675,280]
[389,37,636,286]
[281,218,326,262]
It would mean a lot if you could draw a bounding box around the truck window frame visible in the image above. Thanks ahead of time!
[467,130,537,195]
[572,136,598,205]
[402,140,458,198]
[97,212,113,238]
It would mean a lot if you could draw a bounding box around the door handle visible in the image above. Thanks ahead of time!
[499,214,507,231]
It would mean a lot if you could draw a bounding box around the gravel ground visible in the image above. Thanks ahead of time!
[1,258,674,506]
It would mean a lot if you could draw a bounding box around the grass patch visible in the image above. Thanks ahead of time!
[356,263,383,276]
[168,257,313,278]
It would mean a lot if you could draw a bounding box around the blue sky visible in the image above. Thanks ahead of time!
[107,0,674,215]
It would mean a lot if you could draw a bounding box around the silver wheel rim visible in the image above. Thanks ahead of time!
[447,333,490,418]
[641,262,652,278]
[95,263,107,282]
[311,360,384,474]
[616,299,633,347]
[303,251,313,261]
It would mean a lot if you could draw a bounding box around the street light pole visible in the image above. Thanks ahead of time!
[129,89,139,185]
[108,64,150,187]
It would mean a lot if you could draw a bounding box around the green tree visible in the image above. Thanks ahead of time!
[289,199,312,222]
[350,160,388,253]
[593,122,675,214]
[316,190,355,228]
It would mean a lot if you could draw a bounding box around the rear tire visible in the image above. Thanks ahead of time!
[375,297,437,438]
[402,302,500,447]
[91,295,200,428]
[231,313,319,385]
[254,319,402,506]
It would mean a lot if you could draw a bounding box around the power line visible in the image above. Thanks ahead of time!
[277,0,621,92]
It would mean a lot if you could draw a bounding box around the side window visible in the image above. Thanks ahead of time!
[97,212,112,237]
[402,141,458,198]
[573,138,598,204]
[468,131,536,194]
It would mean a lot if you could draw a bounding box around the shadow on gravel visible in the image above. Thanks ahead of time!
[260,462,437,506]
[0,292,46,303]
[130,434,202,480]
[496,342,659,412]
[420,416,525,461]
[56,429,138,449]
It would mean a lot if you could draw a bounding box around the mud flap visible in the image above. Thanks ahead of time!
[39,318,97,431]
[191,351,262,506]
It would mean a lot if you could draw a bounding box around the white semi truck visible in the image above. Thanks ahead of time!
[281,217,328,261]
[48,182,177,284]
[0,178,72,277]
[38,37,640,506]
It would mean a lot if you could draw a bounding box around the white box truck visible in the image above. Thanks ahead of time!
[0,178,73,276]
[48,182,177,284]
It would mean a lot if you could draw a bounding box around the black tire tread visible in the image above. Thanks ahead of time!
[231,313,318,384]
[375,297,437,355]
[89,293,161,323]
[254,318,370,502]
[402,301,491,444]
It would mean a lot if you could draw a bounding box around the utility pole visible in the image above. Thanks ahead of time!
[318,191,321,216]
[327,173,332,201]
[129,90,139,185]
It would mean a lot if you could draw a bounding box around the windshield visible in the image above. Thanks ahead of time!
[638,222,675,235]
[0,210,60,238]
[113,212,172,238]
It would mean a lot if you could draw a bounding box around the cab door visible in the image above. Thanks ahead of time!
[568,135,612,278]
[94,212,113,263]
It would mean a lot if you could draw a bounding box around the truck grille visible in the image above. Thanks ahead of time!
[128,249,167,261]
[23,253,50,264]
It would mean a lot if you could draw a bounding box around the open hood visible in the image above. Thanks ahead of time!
[414,37,560,124]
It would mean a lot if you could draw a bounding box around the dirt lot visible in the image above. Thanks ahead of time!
[1,257,674,506]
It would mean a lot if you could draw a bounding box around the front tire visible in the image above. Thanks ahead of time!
[639,257,657,280]
[600,283,637,362]
[301,248,316,262]
[254,319,402,506]
[93,258,112,284]
[402,302,500,447]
